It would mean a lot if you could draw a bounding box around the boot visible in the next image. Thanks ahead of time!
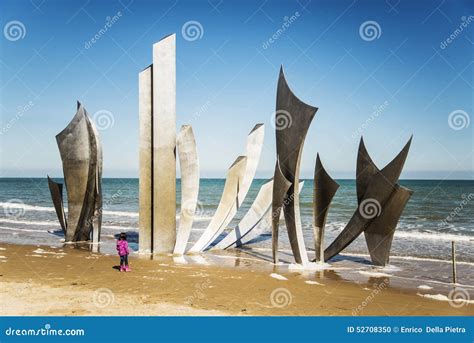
[120,265,125,272]
[125,265,131,272]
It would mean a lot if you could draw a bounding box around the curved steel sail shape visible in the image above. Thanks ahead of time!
[56,104,89,241]
[220,180,305,250]
[364,185,413,266]
[238,124,265,201]
[324,137,413,262]
[53,102,102,242]
[85,114,103,244]
[313,154,339,262]
[355,137,414,266]
[213,179,274,250]
[188,124,264,252]
[204,124,265,249]
[188,156,248,253]
[272,66,317,264]
[174,125,200,255]
[271,157,292,263]
[47,176,67,232]
[237,210,272,247]
[356,137,379,203]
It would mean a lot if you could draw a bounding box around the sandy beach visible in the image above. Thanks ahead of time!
[0,243,472,316]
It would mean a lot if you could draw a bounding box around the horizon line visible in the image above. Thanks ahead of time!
[0,177,473,181]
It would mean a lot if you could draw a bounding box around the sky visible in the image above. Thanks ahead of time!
[0,0,472,179]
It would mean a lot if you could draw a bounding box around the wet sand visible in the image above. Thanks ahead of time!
[0,243,472,316]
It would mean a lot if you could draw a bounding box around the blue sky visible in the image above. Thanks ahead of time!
[0,0,472,179]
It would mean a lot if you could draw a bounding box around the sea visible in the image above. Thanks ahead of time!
[1,178,473,286]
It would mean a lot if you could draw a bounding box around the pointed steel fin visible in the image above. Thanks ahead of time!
[324,137,413,261]
[272,67,317,265]
[313,154,339,262]
[356,137,379,204]
[364,185,413,266]
[47,176,67,232]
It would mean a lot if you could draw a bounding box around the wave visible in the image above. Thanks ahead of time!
[103,225,138,230]
[0,219,138,231]
[0,226,50,233]
[394,230,473,242]
[0,202,213,221]
[0,218,211,231]
[0,218,58,226]
[250,248,474,266]
[0,224,138,236]
[0,202,139,217]
[340,252,474,266]
[323,221,473,242]
[103,210,138,218]
[1,218,472,243]
[0,202,56,213]
[2,204,471,243]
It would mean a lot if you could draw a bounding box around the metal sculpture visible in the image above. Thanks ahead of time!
[139,34,177,254]
[138,65,153,253]
[272,67,317,265]
[188,156,248,253]
[189,124,264,252]
[47,176,67,232]
[174,125,200,255]
[271,158,292,263]
[216,181,305,250]
[213,179,274,250]
[48,102,102,243]
[324,137,413,265]
[138,36,266,254]
[131,35,414,269]
[364,185,413,265]
[356,137,413,265]
[87,109,103,245]
[313,154,339,262]
[237,210,272,247]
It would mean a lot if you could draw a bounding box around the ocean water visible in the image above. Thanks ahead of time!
[0,178,473,266]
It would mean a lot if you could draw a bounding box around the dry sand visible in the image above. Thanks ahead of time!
[0,243,472,316]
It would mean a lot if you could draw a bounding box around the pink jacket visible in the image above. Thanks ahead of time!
[116,240,129,256]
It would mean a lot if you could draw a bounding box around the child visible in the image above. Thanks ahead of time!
[116,232,131,272]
